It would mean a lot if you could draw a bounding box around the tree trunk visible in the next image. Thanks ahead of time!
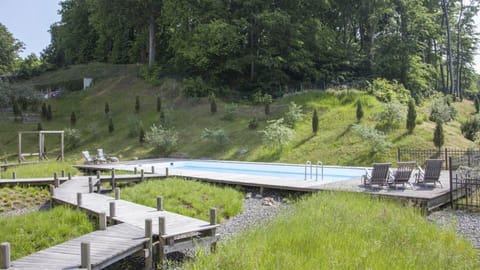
[455,0,464,99]
[148,14,155,67]
[442,0,455,96]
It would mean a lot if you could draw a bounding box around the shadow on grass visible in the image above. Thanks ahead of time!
[336,124,353,140]
[392,132,410,143]
[293,134,315,148]
[254,148,283,162]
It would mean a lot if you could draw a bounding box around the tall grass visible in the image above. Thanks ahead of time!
[119,178,243,222]
[0,186,49,212]
[185,192,479,270]
[0,161,79,178]
[0,206,93,260]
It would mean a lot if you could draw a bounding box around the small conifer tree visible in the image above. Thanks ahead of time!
[41,103,47,119]
[356,100,364,122]
[70,111,77,126]
[264,93,272,115]
[156,96,162,112]
[475,96,480,113]
[312,109,319,134]
[406,99,416,133]
[139,127,145,143]
[210,96,217,114]
[108,117,114,133]
[37,122,43,131]
[433,120,444,150]
[12,99,21,117]
[135,96,140,113]
[47,104,53,121]
[105,102,110,115]
[159,110,166,126]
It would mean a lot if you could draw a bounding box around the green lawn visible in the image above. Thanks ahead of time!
[185,192,479,270]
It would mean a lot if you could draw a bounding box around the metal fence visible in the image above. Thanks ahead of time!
[449,157,480,209]
[397,148,480,170]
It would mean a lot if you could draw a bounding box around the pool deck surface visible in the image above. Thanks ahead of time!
[76,158,452,210]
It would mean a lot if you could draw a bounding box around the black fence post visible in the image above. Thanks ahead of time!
[445,148,448,170]
[449,157,454,209]
[397,148,401,162]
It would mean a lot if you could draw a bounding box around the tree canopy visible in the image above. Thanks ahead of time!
[0,22,24,74]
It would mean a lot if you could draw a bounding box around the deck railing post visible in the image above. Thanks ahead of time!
[77,193,82,207]
[11,172,15,179]
[141,169,144,181]
[99,212,107,230]
[61,170,65,178]
[54,172,59,187]
[0,242,11,269]
[80,242,91,270]
[111,169,116,190]
[209,208,217,252]
[145,219,153,270]
[96,170,100,179]
[156,197,163,211]
[151,166,155,174]
[68,172,72,180]
[88,177,93,193]
[158,217,166,268]
[49,184,55,197]
[134,167,137,175]
[114,187,120,200]
[109,201,116,218]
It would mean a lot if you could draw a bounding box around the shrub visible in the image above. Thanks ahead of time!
[248,118,258,130]
[260,118,295,147]
[429,96,457,123]
[254,91,273,115]
[135,96,140,113]
[222,103,238,121]
[284,102,304,128]
[70,111,77,126]
[144,124,178,153]
[104,102,110,115]
[201,128,229,145]
[46,104,52,121]
[108,117,114,133]
[375,101,405,131]
[367,78,411,103]
[41,103,47,119]
[209,93,217,114]
[156,96,162,112]
[64,128,81,149]
[127,117,143,138]
[406,99,416,133]
[312,109,319,134]
[139,127,145,143]
[182,77,211,98]
[356,100,363,122]
[433,120,444,150]
[461,116,480,141]
[12,99,21,117]
[352,124,392,153]
[37,122,43,131]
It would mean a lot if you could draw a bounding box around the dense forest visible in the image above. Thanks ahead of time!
[2,0,480,99]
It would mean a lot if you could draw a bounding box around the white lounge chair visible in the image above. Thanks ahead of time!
[82,151,96,164]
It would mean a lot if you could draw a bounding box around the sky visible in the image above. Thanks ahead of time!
[0,0,479,73]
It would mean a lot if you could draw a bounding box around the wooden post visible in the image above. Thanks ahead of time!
[210,207,217,252]
[96,170,100,179]
[0,242,11,269]
[54,172,59,187]
[61,170,65,178]
[18,132,22,163]
[60,131,64,161]
[165,167,169,177]
[156,197,163,211]
[109,201,116,218]
[158,217,166,268]
[80,242,91,270]
[111,169,116,190]
[88,177,93,193]
[68,172,72,180]
[38,132,42,161]
[99,212,106,230]
[145,219,153,270]
[134,167,137,175]
[49,184,55,196]
[141,169,144,181]
[151,166,155,174]
[11,172,15,179]
[114,187,120,200]
[77,193,82,207]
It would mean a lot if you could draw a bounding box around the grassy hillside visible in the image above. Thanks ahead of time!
[0,63,476,166]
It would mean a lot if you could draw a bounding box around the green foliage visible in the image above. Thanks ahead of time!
[433,120,444,150]
[135,95,140,113]
[156,96,162,112]
[222,103,238,121]
[429,97,457,123]
[367,78,411,103]
[209,94,217,114]
[260,118,295,148]
[312,109,319,134]
[37,122,43,131]
[70,111,77,126]
[64,128,81,149]
[127,116,143,138]
[284,102,304,128]
[0,22,24,73]
[356,100,363,122]
[254,92,273,115]
[352,124,392,153]
[0,186,49,212]
[183,77,211,98]
[108,117,114,133]
[12,98,21,117]
[104,101,109,115]
[248,118,259,130]
[185,192,480,270]
[201,128,229,145]
[120,178,243,222]
[406,99,416,133]
[475,96,480,113]
[144,124,178,153]
[0,161,79,179]
[0,207,93,260]
[461,116,480,141]
[139,127,145,143]
[374,101,406,131]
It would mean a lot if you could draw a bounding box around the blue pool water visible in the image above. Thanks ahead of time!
[162,161,364,182]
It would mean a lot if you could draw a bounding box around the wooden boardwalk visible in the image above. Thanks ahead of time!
[2,174,219,269]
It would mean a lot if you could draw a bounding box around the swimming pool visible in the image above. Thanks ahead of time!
[159,161,365,183]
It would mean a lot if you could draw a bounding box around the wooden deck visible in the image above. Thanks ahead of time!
[3,174,218,269]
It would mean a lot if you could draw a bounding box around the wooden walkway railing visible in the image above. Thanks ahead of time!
[0,174,219,270]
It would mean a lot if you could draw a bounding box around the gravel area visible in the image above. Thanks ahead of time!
[428,208,480,249]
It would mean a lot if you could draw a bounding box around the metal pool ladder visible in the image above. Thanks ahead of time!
[305,160,324,181]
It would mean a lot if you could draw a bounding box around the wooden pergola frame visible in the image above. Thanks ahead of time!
[18,130,64,162]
